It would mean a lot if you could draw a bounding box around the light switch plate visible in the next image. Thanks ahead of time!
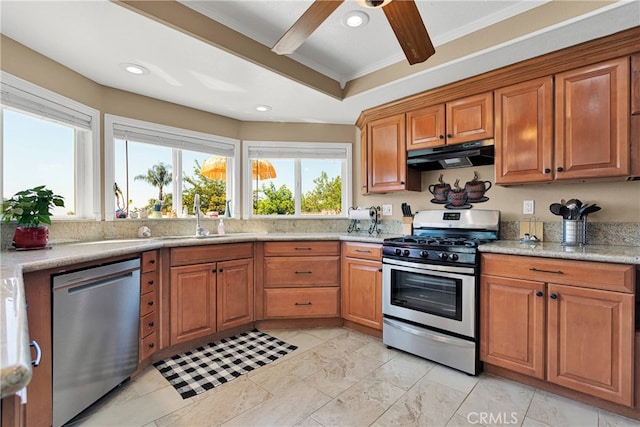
[523,200,535,215]
[382,204,392,216]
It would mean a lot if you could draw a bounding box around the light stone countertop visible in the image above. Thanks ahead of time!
[478,240,640,265]
[3,232,638,398]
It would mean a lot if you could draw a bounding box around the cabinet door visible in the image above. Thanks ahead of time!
[631,53,639,115]
[360,126,369,195]
[406,104,445,150]
[480,274,545,379]
[446,92,494,145]
[341,257,382,330]
[367,114,419,192]
[495,77,554,184]
[547,284,634,406]
[217,258,254,330]
[555,57,630,180]
[170,263,216,344]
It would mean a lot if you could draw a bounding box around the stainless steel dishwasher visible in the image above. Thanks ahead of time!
[52,258,140,427]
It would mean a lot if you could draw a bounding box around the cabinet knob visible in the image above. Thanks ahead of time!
[543,168,551,174]
[535,291,543,297]
[148,321,155,328]
[218,268,223,272]
[439,135,444,139]
[550,293,558,300]
[557,167,564,172]
[148,343,155,349]
[400,181,405,185]
[378,268,383,272]
[148,300,154,306]
[212,269,217,273]
[147,280,154,285]
[447,134,452,138]
[149,259,156,264]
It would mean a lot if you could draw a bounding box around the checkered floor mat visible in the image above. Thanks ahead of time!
[154,329,297,399]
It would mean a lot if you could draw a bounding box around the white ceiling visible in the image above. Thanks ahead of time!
[1,1,639,125]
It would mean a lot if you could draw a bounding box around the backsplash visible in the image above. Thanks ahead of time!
[1,218,638,250]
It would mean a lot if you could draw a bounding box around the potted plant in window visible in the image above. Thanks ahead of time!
[2,185,64,249]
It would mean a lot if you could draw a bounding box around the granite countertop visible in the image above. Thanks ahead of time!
[478,240,640,265]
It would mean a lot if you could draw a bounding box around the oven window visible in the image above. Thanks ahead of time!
[390,270,462,320]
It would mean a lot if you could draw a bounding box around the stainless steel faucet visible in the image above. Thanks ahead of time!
[193,194,209,237]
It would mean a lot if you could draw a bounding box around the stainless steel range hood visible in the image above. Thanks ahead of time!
[407,139,494,170]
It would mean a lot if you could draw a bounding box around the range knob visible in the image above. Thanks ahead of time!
[449,253,459,261]
[394,248,402,256]
[419,250,429,258]
[403,249,411,256]
[439,252,448,260]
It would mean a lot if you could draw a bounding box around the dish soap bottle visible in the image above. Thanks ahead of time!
[217,218,225,235]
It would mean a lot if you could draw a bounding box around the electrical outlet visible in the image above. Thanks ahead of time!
[523,200,535,215]
[382,204,393,216]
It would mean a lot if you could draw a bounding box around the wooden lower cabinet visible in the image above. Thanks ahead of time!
[169,244,255,345]
[139,250,159,362]
[341,242,383,330]
[480,275,545,379]
[480,254,635,407]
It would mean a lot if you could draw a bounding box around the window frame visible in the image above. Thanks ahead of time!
[0,71,101,221]
[242,140,352,219]
[104,115,240,221]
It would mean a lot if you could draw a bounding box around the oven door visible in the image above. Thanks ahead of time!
[382,257,476,339]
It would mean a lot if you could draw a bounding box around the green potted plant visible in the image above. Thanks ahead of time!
[2,185,64,249]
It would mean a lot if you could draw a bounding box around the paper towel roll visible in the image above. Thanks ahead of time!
[348,208,372,220]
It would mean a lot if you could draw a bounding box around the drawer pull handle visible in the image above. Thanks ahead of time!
[529,267,563,274]
[550,293,558,300]
[147,300,154,306]
[295,302,312,306]
[354,249,372,253]
[535,291,543,297]
[149,259,156,264]
[148,321,155,328]
[30,340,42,367]
[148,343,155,349]
[147,280,154,285]
[294,247,312,251]
[295,271,312,274]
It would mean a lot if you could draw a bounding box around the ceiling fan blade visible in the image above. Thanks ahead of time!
[272,0,344,55]
[382,0,435,65]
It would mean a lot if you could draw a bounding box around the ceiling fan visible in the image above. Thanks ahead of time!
[271,0,435,65]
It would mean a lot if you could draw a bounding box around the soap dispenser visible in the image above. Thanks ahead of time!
[218,218,226,235]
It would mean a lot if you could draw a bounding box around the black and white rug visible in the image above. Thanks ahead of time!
[154,329,297,399]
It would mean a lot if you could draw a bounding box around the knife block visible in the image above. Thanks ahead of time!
[402,217,413,236]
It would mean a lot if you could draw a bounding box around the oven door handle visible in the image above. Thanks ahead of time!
[383,318,474,348]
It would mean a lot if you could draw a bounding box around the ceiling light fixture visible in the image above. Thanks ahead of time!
[356,0,392,9]
[256,105,272,112]
[120,63,149,75]
[341,10,369,28]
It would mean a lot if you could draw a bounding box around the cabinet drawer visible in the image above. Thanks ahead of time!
[140,330,158,361]
[264,288,340,318]
[342,241,382,261]
[264,256,339,287]
[140,291,157,317]
[481,254,634,293]
[140,310,158,338]
[264,241,340,256]
[171,243,253,266]
[140,271,158,295]
[141,250,158,273]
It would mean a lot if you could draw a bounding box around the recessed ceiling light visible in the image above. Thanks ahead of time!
[356,0,392,8]
[256,105,272,112]
[120,63,149,75]
[341,10,369,28]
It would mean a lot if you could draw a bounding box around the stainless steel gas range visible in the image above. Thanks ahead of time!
[382,209,500,375]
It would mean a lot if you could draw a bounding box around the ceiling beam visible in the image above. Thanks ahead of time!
[113,0,345,100]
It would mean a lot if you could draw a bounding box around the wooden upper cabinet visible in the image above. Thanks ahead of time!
[495,77,554,184]
[446,92,494,145]
[407,92,493,151]
[360,126,369,195]
[555,57,630,180]
[366,113,420,193]
[406,104,445,150]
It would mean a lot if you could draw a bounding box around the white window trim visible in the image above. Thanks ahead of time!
[0,71,100,221]
[104,115,240,220]
[242,140,352,219]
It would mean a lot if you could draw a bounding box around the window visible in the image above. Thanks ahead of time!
[243,141,352,218]
[104,115,240,220]
[1,72,100,220]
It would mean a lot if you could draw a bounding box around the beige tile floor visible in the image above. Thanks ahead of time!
[69,327,639,427]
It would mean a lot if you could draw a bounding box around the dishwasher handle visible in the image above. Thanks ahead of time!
[63,271,136,295]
